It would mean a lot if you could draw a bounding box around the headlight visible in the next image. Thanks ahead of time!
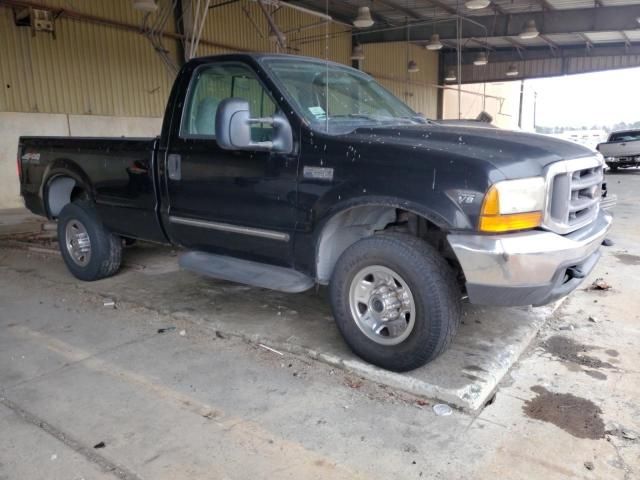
[479,177,545,233]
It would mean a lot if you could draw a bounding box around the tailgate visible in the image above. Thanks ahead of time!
[598,139,640,158]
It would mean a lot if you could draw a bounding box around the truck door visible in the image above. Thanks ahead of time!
[163,61,299,267]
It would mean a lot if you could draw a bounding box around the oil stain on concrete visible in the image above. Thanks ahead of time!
[542,335,615,370]
[524,386,605,439]
[613,253,640,266]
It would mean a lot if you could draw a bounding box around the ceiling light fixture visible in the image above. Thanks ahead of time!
[519,19,540,39]
[465,0,491,10]
[473,51,488,66]
[506,64,519,77]
[350,44,365,60]
[408,60,419,73]
[444,68,457,82]
[353,6,374,28]
[426,33,443,50]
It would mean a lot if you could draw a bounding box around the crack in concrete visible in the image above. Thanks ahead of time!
[0,396,143,480]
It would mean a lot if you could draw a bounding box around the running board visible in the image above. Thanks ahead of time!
[179,251,315,293]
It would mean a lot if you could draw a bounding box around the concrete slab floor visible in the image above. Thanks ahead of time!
[0,228,555,412]
[0,170,638,478]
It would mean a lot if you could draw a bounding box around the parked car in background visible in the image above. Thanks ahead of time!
[597,130,640,171]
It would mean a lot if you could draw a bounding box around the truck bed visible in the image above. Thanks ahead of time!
[19,136,167,243]
[598,139,640,159]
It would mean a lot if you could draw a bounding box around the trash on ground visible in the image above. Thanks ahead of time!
[601,238,614,247]
[433,404,453,416]
[93,441,106,449]
[558,324,575,331]
[103,299,116,308]
[589,278,611,291]
[50,454,57,461]
[215,331,225,339]
[179,329,186,336]
[588,316,598,323]
[157,326,176,334]
[622,429,638,440]
[259,343,284,356]
[584,461,594,470]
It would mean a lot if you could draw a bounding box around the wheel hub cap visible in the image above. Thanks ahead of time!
[65,220,92,267]
[349,265,416,346]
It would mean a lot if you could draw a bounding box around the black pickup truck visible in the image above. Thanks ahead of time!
[19,53,613,371]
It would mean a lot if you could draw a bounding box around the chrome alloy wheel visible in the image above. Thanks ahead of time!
[348,265,416,345]
[65,219,92,267]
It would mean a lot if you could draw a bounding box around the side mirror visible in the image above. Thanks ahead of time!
[215,98,293,154]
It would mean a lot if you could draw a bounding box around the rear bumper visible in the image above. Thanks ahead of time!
[448,210,612,307]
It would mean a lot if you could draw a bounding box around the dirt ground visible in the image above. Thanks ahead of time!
[1,169,639,479]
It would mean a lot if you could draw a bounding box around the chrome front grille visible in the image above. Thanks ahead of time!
[543,156,604,234]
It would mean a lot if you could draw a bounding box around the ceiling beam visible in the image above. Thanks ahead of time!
[357,5,640,43]
[443,42,640,66]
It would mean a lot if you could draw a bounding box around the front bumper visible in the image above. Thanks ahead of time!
[448,210,612,307]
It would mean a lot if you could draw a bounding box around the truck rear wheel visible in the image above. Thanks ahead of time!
[57,201,122,281]
[329,233,461,372]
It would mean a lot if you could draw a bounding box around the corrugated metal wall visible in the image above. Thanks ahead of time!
[0,1,177,116]
[361,42,439,118]
[0,0,439,118]
[194,2,352,66]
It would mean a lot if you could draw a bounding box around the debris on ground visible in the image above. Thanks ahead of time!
[588,316,598,323]
[258,343,283,356]
[201,410,217,420]
[179,329,187,336]
[50,454,57,461]
[93,441,106,449]
[344,377,363,389]
[558,323,575,331]
[157,326,176,334]
[215,331,225,339]
[433,404,453,416]
[584,461,594,470]
[589,278,611,291]
[103,299,116,308]
[601,238,614,247]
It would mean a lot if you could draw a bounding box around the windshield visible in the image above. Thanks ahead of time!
[261,57,426,134]
[609,131,640,142]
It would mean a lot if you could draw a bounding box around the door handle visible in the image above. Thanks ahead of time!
[168,154,181,181]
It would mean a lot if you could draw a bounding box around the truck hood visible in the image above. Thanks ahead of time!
[352,123,595,178]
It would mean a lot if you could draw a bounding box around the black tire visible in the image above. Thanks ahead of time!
[329,233,461,372]
[608,164,618,172]
[57,200,122,281]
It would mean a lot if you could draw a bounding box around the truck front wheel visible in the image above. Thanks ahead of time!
[57,201,122,281]
[329,233,461,372]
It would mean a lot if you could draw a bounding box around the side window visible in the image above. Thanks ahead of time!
[181,63,277,140]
